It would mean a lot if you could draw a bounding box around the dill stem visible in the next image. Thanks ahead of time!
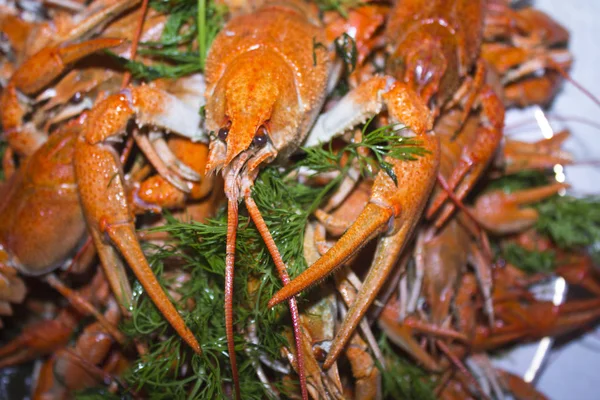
[198,0,207,69]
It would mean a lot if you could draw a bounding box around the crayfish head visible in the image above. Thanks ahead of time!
[205,48,300,174]
[387,24,460,109]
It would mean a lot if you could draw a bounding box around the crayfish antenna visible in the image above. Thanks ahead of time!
[121,0,149,88]
[244,196,309,400]
[45,274,126,345]
[120,0,149,163]
[549,60,600,109]
[225,199,241,400]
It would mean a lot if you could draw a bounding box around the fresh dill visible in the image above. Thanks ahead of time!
[198,0,208,69]
[485,171,600,269]
[300,118,428,185]
[535,195,600,250]
[118,167,337,398]
[376,333,437,400]
[76,388,133,400]
[334,33,358,73]
[501,243,557,274]
[312,37,327,67]
[484,170,550,194]
[314,0,364,18]
[121,238,282,399]
[197,0,227,68]
[115,0,227,80]
[486,171,600,250]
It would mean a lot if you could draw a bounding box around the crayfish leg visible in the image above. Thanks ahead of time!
[470,182,568,235]
[427,85,505,228]
[378,298,441,372]
[1,38,124,156]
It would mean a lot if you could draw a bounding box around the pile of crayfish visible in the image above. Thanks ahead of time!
[1,0,598,398]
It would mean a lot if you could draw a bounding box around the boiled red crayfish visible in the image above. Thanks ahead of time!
[269,0,504,371]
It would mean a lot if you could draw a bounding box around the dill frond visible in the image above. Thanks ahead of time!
[502,243,556,274]
[75,387,133,399]
[116,0,227,80]
[484,170,550,194]
[301,118,428,184]
[121,239,280,399]
[535,195,600,250]
[314,0,364,18]
[485,171,600,268]
[376,334,436,400]
[121,167,337,398]
[334,33,357,73]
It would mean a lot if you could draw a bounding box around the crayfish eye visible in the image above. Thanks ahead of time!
[253,125,269,147]
[71,91,83,103]
[217,126,229,141]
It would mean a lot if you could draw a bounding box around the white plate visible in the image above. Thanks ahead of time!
[493,2,600,399]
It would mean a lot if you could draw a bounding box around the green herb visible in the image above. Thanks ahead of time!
[485,170,550,194]
[331,77,350,97]
[196,0,227,68]
[485,171,600,256]
[501,243,556,274]
[197,0,208,68]
[121,238,283,399]
[334,33,358,73]
[116,0,227,80]
[312,37,327,67]
[120,167,337,398]
[536,195,600,250]
[300,118,427,185]
[377,334,437,400]
[76,387,134,400]
[314,0,364,18]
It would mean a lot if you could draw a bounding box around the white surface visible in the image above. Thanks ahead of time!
[493,2,600,399]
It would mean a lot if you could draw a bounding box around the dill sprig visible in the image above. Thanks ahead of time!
[76,387,133,400]
[484,170,550,194]
[119,167,337,398]
[485,171,600,272]
[121,238,282,399]
[535,195,600,250]
[196,0,226,68]
[334,33,358,73]
[116,0,227,80]
[376,334,437,400]
[501,243,556,274]
[486,171,600,250]
[314,0,364,18]
[300,119,428,185]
